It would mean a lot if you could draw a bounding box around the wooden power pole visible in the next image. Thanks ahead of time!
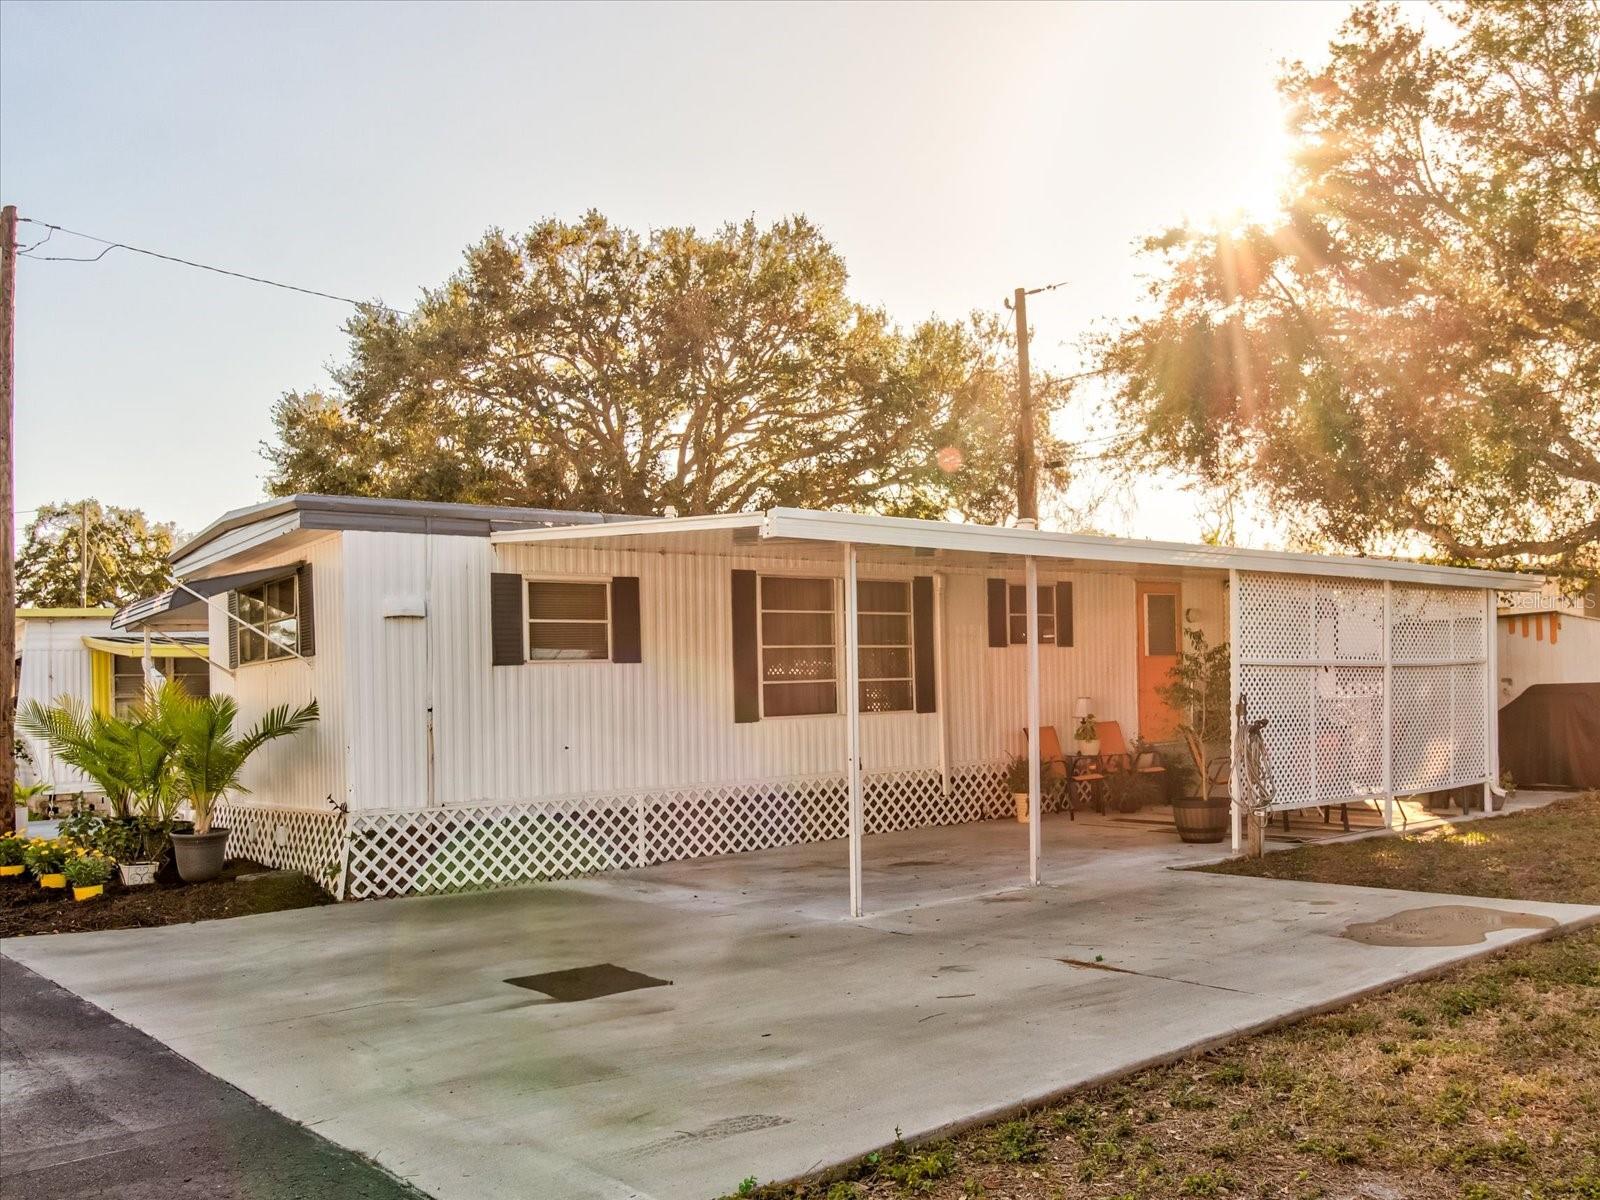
[2,204,18,826]
[1012,285,1037,523]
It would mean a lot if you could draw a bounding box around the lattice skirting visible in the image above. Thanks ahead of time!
[342,761,1014,900]
[216,803,348,897]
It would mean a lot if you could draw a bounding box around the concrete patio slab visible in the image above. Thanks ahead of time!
[5,804,1595,1200]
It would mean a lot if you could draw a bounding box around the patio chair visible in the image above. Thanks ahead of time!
[1022,726,1075,820]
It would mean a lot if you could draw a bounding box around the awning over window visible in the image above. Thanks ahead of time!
[112,563,304,630]
[82,634,209,659]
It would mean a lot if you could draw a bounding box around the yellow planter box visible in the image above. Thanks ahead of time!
[39,873,66,889]
[0,864,24,877]
[73,885,105,902]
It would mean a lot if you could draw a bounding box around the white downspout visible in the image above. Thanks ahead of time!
[1484,588,1498,812]
[934,572,950,803]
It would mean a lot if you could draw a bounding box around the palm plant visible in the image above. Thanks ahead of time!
[18,698,144,817]
[148,687,319,834]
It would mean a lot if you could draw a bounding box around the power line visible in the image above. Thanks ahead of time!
[16,217,407,315]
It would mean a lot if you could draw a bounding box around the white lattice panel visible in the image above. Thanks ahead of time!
[343,763,1012,900]
[1236,575,1315,662]
[217,803,348,897]
[1237,573,1488,810]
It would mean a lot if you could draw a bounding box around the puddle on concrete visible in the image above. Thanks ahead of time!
[504,963,671,1001]
[1341,905,1557,947]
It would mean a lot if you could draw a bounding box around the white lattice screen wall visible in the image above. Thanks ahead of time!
[1235,573,1489,810]
[217,803,349,896]
[341,762,1012,899]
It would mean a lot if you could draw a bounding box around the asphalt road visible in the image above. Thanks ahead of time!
[0,954,429,1200]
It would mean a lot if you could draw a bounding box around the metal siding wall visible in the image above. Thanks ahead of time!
[390,537,1233,810]
[210,535,348,811]
[15,619,103,793]
[341,533,430,811]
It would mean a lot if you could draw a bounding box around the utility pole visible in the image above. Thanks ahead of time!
[2,204,17,827]
[1012,286,1036,524]
[79,501,89,607]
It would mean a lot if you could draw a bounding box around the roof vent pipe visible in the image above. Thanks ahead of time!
[1015,517,1038,530]
[663,506,678,519]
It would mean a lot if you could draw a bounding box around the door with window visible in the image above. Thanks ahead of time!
[1137,582,1183,742]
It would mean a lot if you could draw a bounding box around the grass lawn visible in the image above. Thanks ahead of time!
[728,793,1600,1200]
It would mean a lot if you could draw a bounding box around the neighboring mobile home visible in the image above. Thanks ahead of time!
[113,495,1539,910]
[15,607,209,803]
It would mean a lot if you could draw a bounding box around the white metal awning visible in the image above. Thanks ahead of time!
[491,507,1543,591]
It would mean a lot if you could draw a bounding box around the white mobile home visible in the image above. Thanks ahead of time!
[15,607,209,802]
[114,495,1538,908]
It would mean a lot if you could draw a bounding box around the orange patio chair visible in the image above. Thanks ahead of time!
[1022,726,1075,819]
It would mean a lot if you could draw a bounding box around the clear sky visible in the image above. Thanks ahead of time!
[1,0,1352,544]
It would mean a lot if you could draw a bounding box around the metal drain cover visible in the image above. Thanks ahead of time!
[504,963,671,1002]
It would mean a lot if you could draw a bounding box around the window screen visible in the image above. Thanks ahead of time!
[760,576,836,716]
[527,581,610,661]
[1007,584,1056,644]
[857,579,912,712]
[238,576,299,664]
[1145,592,1179,655]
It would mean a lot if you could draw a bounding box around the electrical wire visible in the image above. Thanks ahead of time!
[16,217,406,315]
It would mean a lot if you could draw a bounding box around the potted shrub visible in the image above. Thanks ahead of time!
[1158,628,1233,844]
[158,688,319,883]
[23,838,68,888]
[1104,771,1158,813]
[0,832,25,877]
[1004,755,1032,822]
[63,848,114,901]
[13,777,50,834]
[1073,714,1100,756]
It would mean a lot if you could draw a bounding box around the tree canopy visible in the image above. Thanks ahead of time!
[265,213,1067,523]
[1100,0,1600,578]
[15,499,176,608]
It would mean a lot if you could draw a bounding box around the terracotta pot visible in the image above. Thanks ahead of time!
[1171,795,1229,843]
[171,829,230,883]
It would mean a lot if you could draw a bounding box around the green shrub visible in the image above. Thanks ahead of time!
[62,850,115,888]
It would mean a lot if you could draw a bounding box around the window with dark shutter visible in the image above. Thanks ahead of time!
[297,564,316,657]
[1006,583,1056,644]
[527,581,609,660]
[856,579,911,713]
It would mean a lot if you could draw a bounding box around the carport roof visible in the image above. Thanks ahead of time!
[491,506,1543,591]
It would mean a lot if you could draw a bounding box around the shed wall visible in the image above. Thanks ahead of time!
[15,617,107,794]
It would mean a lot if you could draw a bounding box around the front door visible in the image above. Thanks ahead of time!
[1136,582,1183,741]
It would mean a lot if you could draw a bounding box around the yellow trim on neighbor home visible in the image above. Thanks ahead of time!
[80,636,210,660]
[17,607,116,619]
[89,650,113,716]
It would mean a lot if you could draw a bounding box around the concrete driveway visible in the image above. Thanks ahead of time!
[5,811,1597,1200]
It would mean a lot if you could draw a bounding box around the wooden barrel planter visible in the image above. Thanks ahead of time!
[1171,796,1230,843]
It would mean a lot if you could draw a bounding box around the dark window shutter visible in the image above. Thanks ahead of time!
[731,570,759,723]
[226,590,240,669]
[490,572,525,666]
[913,575,936,713]
[1055,580,1073,648]
[611,576,641,663]
[986,578,1007,647]
[297,564,316,657]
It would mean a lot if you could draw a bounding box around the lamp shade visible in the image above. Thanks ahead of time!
[1074,696,1093,719]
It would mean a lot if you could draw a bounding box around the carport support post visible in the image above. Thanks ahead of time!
[845,543,864,918]
[1228,569,1242,854]
[1483,588,1498,813]
[1026,556,1042,885]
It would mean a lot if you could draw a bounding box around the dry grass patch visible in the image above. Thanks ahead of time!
[724,794,1600,1200]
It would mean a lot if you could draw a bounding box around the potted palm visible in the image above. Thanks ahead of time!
[157,687,319,883]
[1004,755,1032,822]
[19,696,175,884]
[1073,714,1100,756]
[1158,628,1232,844]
